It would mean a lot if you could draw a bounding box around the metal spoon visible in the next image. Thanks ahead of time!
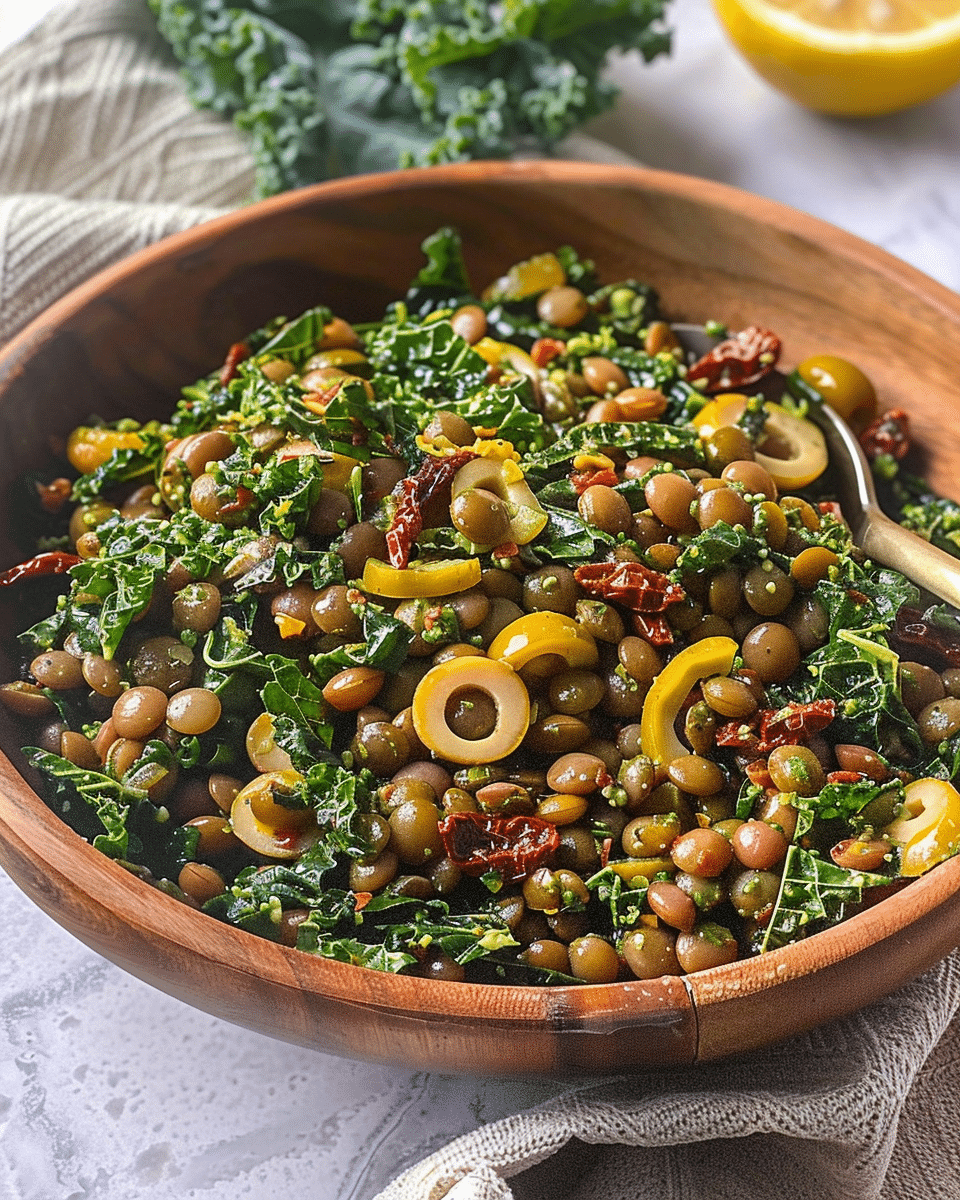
[671,324,960,610]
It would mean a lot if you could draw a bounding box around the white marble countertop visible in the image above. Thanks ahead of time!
[1,1,959,1197]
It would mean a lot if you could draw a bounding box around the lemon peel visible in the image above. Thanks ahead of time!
[712,0,960,115]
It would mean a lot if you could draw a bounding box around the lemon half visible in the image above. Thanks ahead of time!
[712,0,960,115]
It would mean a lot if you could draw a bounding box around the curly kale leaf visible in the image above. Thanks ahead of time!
[204,858,353,940]
[308,602,412,687]
[150,1,327,198]
[814,567,919,639]
[793,777,904,839]
[150,0,672,196]
[23,519,166,661]
[673,521,773,577]
[788,628,921,761]
[302,895,518,972]
[203,762,379,937]
[368,317,548,452]
[893,472,960,558]
[531,503,616,562]
[367,318,489,399]
[70,425,170,506]
[261,654,334,758]
[25,746,197,881]
[403,225,475,317]
[760,846,891,952]
[199,597,335,763]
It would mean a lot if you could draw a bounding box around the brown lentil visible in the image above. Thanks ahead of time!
[322,667,385,712]
[166,687,222,735]
[740,622,801,684]
[578,484,633,535]
[622,925,681,980]
[582,356,630,396]
[30,650,85,691]
[721,459,777,500]
[644,472,699,534]
[675,923,738,973]
[670,826,733,876]
[112,686,168,740]
[732,820,789,870]
[568,935,620,983]
[537,285,589,327]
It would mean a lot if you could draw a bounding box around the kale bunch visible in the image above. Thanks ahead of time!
[149,0,672,197]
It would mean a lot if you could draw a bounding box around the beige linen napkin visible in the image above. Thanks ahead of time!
[375,960,960,1199]
[2,5,960,1200]
[0,0,254,345]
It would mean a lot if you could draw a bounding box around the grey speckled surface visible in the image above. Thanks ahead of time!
[1,0,959,1196]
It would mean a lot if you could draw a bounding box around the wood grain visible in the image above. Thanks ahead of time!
[1,160,960,1075]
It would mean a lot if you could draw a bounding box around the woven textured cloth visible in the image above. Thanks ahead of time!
[374,963,960,1199]
[0,0,254,346]
[2,5,960,1200]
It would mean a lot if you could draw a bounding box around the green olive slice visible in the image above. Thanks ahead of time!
[230,769,319,860]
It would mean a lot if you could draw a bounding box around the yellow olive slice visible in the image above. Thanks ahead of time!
[489,612,599,672]
[362,556,482,599]
[886,777,960,876]
[246,712,293,773]
[694,396,827,489]
[606,857,676,883]
[755,405,828,490]
[450,455,547,547]
[412,656,530,765]
[641,637,738,763]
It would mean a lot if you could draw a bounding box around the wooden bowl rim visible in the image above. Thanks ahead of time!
[2,160,960,1049]
[4,736,960,1025]
[5,160,960,372]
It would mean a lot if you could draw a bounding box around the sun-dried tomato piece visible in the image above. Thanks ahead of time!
[716,721,761,758]
[686,326,781,393]
[530,337,566,368]
[827,770,864,785]
[574,560,686,614]
[891,606,960,668]
[860,408,910,461]
[386,478,422,569]
[631,613,675,646]
[417,449,477,507]
[757,699,836,751]
[0,551,81,586]
[439,811,560,884]
[218,341,249,387]
[385,449,477,569]
[570,465,619,494]
[716,699,836,758]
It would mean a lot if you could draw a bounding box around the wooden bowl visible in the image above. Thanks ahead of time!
[2,161,960,1075]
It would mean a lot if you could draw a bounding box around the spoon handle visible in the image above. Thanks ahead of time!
[860,508,960,610]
